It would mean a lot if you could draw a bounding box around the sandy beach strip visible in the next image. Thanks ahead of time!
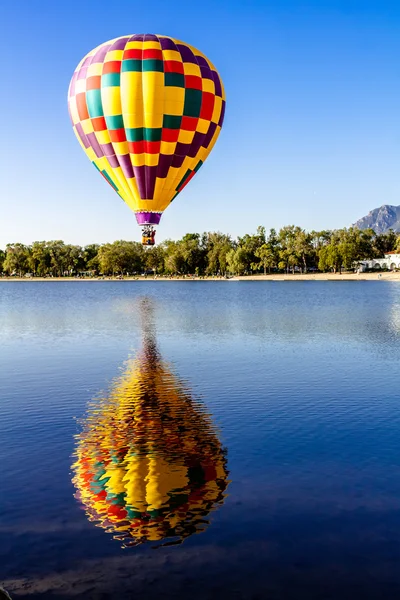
[1,272,400,282]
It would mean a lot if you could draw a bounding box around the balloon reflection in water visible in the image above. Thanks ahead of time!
[72,303,229,548]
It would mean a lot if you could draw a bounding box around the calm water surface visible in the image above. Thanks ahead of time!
[1,281,400,599]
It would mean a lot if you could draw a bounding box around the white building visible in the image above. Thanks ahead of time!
[358,253,400,272]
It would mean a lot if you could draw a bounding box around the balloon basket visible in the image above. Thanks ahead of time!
[141,226,156,246]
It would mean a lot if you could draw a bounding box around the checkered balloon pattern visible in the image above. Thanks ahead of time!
[68,34,226,226]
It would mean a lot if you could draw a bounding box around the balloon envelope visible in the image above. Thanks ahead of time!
[68,34,225,231]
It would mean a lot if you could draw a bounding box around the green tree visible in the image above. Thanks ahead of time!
[28,242,51,276]
[180,233,206,274]
[250,228,279,274]
[226,246,248,275]
[334,227,374,270]
[278,226,300,274]
[318,244,342,273]
[267,227,279,254]
[338,239,357,270]
[47,240,68,276]
[97,241,145,275]
[236,226,266,273]
[252,244,276,274]
[66,245,85,274]
[83,244,100,273]
[163,240,186,274]
[0,249,6,274]
[294,228,313,272]
[3,244,30,276]
[204,232,234,275]
[373,230,398,256]
[145,245,165,274]
[356,228,375,260]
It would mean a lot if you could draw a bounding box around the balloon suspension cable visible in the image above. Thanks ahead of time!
[141,225,156,246]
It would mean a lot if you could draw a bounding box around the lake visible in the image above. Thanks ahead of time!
[1,281,400,599]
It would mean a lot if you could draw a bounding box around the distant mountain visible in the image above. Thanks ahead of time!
[353,205,400,234]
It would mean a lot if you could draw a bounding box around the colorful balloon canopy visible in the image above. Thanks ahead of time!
[68,34,226,244]
[72,303,229,547]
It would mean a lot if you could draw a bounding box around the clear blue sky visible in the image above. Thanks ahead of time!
[1,0,399,247]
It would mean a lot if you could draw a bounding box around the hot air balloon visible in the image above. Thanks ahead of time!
[72,299,229,547]
[68,34,226,245]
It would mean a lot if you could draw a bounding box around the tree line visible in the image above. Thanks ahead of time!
[1,226,399,277]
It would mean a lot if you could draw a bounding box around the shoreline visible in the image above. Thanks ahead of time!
[1,272,399,282]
